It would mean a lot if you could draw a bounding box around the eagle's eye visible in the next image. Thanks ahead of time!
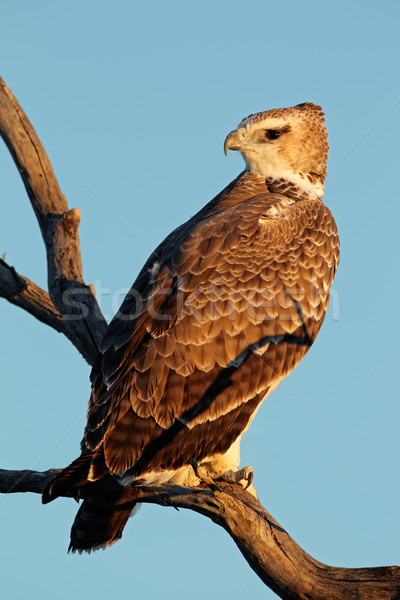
[265,129,281,140]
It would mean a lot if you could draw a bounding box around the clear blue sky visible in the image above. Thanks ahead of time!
[1,1,400,598]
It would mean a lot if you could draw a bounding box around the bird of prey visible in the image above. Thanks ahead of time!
[43,102,340,552]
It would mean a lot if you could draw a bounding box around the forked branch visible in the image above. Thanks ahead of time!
[0,76,106,364]
[0,257,96,358]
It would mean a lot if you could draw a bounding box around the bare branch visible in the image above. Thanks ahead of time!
[0,77,107,363]
[0,258,100,361]
[0,468,399,600]
[0,468,62,495]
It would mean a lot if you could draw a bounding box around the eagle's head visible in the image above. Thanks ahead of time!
[224,102,329,198]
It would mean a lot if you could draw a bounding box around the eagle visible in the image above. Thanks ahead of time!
[43,102,340,552]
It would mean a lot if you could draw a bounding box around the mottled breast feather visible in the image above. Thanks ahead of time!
[82,171,339,481]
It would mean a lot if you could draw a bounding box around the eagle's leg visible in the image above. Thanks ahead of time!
[188,460,257,498]
[188,459,220,491]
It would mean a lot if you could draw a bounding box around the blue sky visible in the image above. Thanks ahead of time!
[1,1,400,598]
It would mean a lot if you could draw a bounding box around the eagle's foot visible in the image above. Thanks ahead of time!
[189,459,220,491]
[217,465,253,488]
[216,466,258,498]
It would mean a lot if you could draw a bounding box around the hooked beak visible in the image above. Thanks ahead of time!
[224,130,241,156]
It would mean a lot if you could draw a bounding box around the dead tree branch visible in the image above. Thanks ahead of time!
[0,468,399,600]
[1,76,399,600]
[0,76,107,364]
[0,258,97,358]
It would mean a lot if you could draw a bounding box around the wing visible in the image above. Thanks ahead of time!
[84,193,339,482]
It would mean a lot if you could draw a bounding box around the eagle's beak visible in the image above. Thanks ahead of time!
[224,130,241,156]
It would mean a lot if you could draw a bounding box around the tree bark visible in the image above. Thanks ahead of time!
[0,76,107,364]
[1,75,399,600]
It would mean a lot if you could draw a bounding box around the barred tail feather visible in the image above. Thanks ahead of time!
[69,478,138,553]
[42,454,138,553]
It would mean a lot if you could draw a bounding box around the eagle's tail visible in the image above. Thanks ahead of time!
[68,478,138,552]
[42,455,138,553]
